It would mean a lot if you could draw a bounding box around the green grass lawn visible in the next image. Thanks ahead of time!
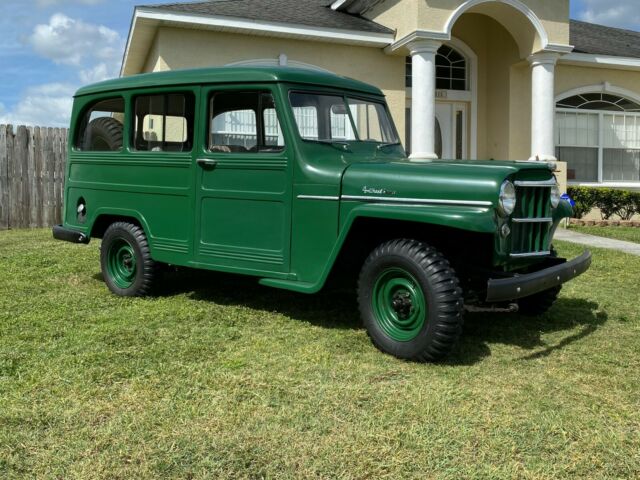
[569,224,640,244]
[1,229,639,479]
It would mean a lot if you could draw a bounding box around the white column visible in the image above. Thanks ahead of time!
[529,52,561,161]
[408,39,442,161]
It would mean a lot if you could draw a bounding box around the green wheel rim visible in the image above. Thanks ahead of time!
[372,267,427,342]
[106,238,137,289]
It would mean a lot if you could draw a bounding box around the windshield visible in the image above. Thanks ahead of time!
[289,92,399,144]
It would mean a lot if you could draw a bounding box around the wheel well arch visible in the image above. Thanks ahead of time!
[324,216,494,289]
[90,214,143,239]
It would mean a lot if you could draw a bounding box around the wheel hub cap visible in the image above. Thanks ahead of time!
[106,239,137,289]
[372,268,427,342]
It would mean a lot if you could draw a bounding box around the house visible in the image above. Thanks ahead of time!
[121,0,640,189]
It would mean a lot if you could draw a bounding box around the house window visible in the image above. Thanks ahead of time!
[556,93,640,183]
[406,45,467,91]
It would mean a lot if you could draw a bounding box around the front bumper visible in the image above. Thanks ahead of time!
[486,251,592,302]
[52,225,90,244]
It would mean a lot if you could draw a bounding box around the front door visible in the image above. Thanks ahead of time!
[193,86,291,274]
[435,102,467,160]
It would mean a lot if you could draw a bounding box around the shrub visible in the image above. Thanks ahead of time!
[567,186,599,219]
[567,186,640,220]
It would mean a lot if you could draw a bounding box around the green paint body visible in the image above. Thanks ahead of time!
[61,67,570,294]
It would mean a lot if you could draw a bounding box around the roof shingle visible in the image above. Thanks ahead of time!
[571,19,640,59]
[142,0,394,34]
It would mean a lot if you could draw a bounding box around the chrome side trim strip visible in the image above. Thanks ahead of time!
[340,195,493,207]
[296,195,340,201]
[512,217,553,223]
[510,251,551,258]
[514,179,557,187]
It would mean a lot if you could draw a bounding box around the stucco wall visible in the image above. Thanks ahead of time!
[367,0,570,52]
[451,14,521,160]
[555,64,640,100]
[142,32,168,73]
[144,28,407,145]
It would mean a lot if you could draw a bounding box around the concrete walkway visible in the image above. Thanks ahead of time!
[554,228,640,256]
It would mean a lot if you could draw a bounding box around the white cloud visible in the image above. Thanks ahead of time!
[79,63,113,83]
[577,0,640,30]
[0,83,75,127]
[29,13,122,67]
[1,13,124,127]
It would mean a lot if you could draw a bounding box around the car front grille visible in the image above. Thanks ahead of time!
[510,181,553,257]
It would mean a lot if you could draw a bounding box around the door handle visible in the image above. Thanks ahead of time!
[197,158,218,168]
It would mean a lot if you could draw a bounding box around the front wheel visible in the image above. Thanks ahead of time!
[100,222,157,297]
[358,239,464,362]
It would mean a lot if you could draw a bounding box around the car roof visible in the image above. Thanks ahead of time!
[75,66,384,97]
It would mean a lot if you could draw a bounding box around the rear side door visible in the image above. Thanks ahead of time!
[193,85,292,275]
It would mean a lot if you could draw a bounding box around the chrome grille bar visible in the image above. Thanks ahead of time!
[514,179,557,187]
[512,217,553,223]
[510,251,552,258]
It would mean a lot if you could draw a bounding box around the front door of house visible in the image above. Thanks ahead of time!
[435,102,467,160]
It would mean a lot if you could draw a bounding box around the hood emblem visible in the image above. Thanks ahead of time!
[362,186,396,196]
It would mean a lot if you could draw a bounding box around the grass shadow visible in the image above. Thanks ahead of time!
[156,267,361,330]
[447,298,607,365]
[123,268,607,364]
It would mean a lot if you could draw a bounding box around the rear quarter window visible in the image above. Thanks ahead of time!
[76,97,125,152]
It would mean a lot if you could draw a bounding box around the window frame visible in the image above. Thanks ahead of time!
[73,96,126,153]
[207,90,286,154]
[288,90,358,144]
[287,90,400,146]
[130,90,196,154]
[405,44,468,92]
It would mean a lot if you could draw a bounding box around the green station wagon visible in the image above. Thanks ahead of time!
[53,66,591,362]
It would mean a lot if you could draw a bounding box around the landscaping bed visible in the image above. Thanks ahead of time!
[1,229,639,479]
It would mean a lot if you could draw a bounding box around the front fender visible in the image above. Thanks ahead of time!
[260,202,496,294]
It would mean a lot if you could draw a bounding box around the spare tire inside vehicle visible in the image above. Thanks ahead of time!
[83,117,123,151]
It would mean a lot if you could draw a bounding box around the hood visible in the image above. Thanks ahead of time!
[341,159,555,207]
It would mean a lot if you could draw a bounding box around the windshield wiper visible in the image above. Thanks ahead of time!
[376,142,401,150]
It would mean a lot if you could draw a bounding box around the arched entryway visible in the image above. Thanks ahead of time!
[397,0,569,161]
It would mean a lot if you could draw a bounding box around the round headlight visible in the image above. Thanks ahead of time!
[498,180,516,217]
[550,182,561,209]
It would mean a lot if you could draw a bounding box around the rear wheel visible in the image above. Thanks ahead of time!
[518,286,561,316]
[100,222,157,297]
[358,239,464,362]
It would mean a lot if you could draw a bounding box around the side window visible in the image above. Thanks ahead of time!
[210,92,285,153]
[76,97,125,152]
[133,93,195,152]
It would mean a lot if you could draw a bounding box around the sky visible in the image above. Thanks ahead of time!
[0,0,639,127]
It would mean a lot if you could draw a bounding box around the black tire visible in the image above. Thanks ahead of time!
[100,222,157,297]
[518,286,561,316]
[358,239,464,362]
[84,117,123,151]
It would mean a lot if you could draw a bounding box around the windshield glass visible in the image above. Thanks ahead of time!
[289,92,399,144]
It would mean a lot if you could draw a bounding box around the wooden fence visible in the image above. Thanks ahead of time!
[0,125,67,230]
